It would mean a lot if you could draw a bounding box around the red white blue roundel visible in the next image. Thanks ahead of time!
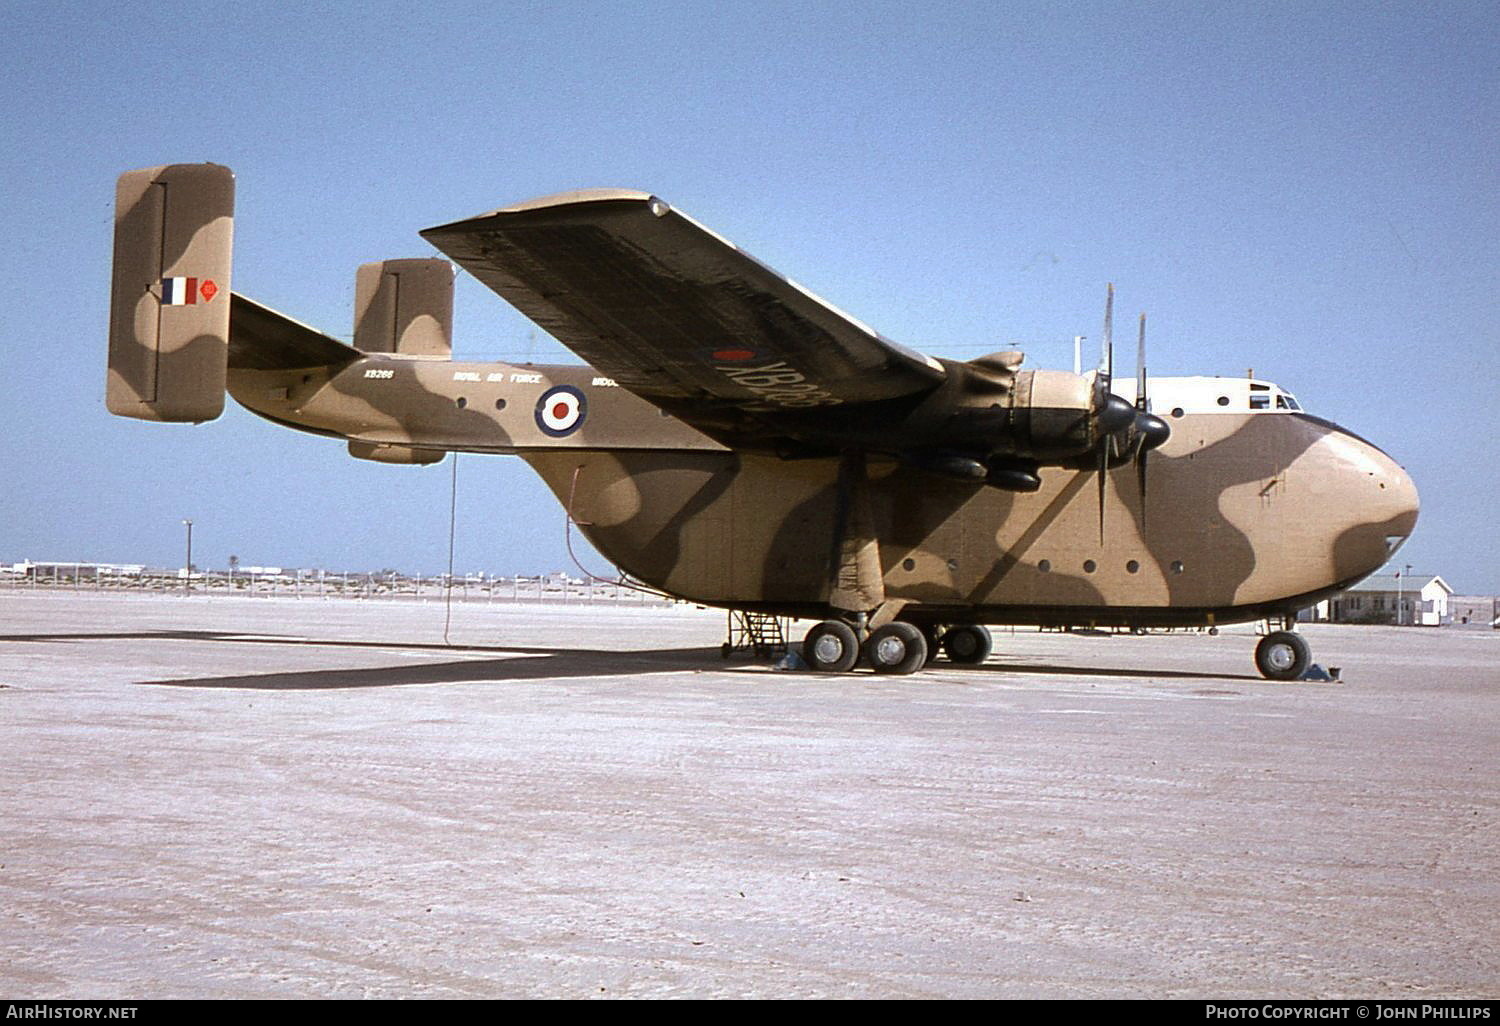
[535,385,587,437]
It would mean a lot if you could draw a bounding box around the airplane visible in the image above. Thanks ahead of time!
[105,163,1420,679]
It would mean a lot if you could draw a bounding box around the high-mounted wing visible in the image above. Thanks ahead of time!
[420,191,946,419]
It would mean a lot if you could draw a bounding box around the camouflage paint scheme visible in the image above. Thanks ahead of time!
[107,165,233,422]
[109,165,1420,636]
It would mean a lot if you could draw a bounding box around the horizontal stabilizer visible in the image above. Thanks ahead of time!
[230,294,362,371]
[107,164,234,422]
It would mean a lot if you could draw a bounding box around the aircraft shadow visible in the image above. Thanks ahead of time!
[0,630,1259,689]
[0,629,526,652]
[0,629,720,689]
[984,661,1258,683]
[149,646,725,690]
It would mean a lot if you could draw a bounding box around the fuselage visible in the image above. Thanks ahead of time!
[229,354,1419,627]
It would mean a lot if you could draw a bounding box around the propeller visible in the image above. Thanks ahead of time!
[1091,287,1170,542]
[1094,286,1128,541]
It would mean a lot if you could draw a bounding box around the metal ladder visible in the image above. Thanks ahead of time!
[722,610,789,659]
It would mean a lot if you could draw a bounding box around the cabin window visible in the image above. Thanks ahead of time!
[455,397,468,409]
[902,558,916,571]
[1126,560,1140,574]
[1038,559,1051,573]
[1216,396,1230,407]
[1170,560,1185,575]
[495,398,507,411]
[1083,560,1097,573]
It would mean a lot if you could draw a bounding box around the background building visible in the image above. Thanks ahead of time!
[1449,595,1499,629]
[1328,570,1452,626]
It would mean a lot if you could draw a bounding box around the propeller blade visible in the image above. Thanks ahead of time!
[1134,311,1148,531]
[1095,283,1114,409]
[1104,283,1114,384]
[1136,312,1147,411]
[1133,411,1170,531]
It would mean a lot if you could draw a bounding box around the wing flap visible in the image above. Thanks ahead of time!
[420,193,945,412]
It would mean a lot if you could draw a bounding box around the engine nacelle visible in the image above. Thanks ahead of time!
[1009,369,1097,460]
[931,358,1097,463]
[909,355,1165,482]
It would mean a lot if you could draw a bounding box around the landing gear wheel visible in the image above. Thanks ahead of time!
[913,623,941,666]
[863,622,928,675]
[942,624,992,665]
[1255,631,1310,681]
[803,620,860,673]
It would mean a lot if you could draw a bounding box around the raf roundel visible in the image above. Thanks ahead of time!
[535,385,588,437]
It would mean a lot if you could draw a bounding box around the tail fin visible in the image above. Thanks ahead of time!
[353,258,453,357]
[107,163,234,422]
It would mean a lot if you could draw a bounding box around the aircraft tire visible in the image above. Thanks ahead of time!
[942,624,992,665]
[1254,631,1310,681]
[803,620,860,673]
[864,622,928,675]
[913,623,941,665]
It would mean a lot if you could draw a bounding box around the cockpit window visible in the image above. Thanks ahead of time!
[1250,395,1270,410]
[1276,394,1301,411]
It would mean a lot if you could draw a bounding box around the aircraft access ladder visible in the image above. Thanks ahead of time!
[722,610,789,660]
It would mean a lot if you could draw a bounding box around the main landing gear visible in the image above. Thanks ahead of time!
[801,620,993,675]
[802,617,1317,681]
[802,620,861,673]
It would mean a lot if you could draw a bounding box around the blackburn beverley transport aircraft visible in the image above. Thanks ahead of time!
[106,163,1419,678]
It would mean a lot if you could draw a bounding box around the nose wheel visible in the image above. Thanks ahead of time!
[1254,630,1310,681]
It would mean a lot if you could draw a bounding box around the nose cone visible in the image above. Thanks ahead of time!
[1323,427,1420,582]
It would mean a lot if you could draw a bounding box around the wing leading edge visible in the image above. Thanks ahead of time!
[420,192,946,426]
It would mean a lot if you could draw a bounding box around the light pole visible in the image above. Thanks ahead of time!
[182,519,193,596]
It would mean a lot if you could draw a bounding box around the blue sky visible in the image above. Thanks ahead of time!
[2,1,1496,589]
